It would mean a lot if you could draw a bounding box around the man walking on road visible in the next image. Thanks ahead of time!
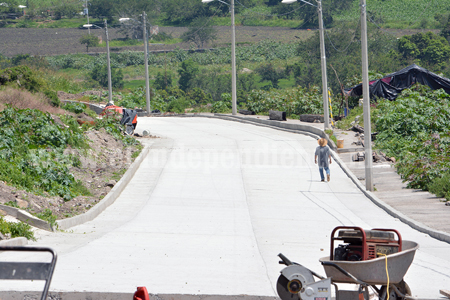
[315,138,332,182]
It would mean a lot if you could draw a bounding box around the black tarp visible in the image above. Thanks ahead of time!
[344,64,450,100]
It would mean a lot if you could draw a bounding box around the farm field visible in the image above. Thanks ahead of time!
[0,26,315,57]
[0,24,437,57]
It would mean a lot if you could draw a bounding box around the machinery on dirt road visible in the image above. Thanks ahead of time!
[276,226,419,300]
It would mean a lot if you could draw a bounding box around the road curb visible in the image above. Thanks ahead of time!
[0,291,277,300]
[0,204,54,231]
[56,144,150,230]
[185,113,450,245]
[0,237,27,246]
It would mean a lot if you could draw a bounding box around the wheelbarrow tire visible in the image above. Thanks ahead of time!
[379,280,411,300]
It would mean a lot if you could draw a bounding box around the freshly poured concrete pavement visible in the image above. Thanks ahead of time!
[3,117,450,299]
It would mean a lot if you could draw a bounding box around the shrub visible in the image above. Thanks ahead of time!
[0,106,89,200]
[36,208,58,228]
[246,86,325,117]
[44,89,60,107]
[211,93,232,113]
[90,64,124,89]
[0,217,36,241]
[375,86,450,190]
[427,172,450,201]
[167,96,191,114]
[63,102,87,114]
[325,129,338,145]
[0,65,45,93]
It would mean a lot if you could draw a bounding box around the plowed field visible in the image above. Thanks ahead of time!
[0,26,315,57]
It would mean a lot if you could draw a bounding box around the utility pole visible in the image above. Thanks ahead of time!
[85,0,90,34]
[105,19,112,104]
[143,11,151,117]
[231,0,237,115]
[361,0,373,191]
[318,0,330,129]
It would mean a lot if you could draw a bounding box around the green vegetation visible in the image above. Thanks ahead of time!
[79,34,100,53]
[1,0,450,204]
[0,106,89,201]
[35,208,58,229]
[325,128,337,145]
[2,0,449,30]
[90,64,124,89]
[374,86,450,197]
[4,201,19,208]
[428,172,450,202]
[181,16,217,48]
[246,87,324,117]
[0,217,36,241]
[337,0,450,29]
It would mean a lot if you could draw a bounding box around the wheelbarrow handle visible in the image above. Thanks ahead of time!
[321,261,368,286]
[278,253,326,280]
[278,253,293,266]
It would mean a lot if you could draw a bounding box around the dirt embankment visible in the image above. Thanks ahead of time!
[0,123,142,220]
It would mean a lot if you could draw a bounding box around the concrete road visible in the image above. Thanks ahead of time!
[3,117,450,298]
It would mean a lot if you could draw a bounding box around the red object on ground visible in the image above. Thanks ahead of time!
[101,105,124,116]
[133,286,150,300]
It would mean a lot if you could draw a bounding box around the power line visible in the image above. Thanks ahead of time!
[323,23,359,53]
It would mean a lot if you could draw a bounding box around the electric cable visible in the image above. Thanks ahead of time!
[323,23,359,53]
[378,253,390,300]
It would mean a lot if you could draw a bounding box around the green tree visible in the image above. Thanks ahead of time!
[440,16,450,43]
[0,0,18,14]
[181,16,217,48]
[90,64,124,89]
[255,63,285,89]
[194,68,231,101]
[54,2,78,20]
[0,54,11,69]
[398,32,450,66]
[89,0,115,22]
[154,71,173,91]
[186,87,211,104]
[178,59,199,92]
[161,0,210,24]
[270,0,352,28]
[79,35,99,53]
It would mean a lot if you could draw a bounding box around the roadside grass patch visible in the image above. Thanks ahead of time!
[0,217,36,241]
